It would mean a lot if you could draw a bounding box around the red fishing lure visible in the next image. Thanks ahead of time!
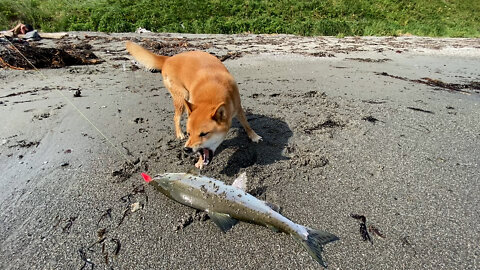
[141,173,152,183]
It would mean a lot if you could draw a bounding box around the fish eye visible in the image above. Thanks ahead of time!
[199,132,209,137]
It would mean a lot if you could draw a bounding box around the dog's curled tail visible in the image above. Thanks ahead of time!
[125,41,168,71]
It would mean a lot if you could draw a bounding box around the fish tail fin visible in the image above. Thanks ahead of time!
[125,41,168,71]
[296,226,339,268]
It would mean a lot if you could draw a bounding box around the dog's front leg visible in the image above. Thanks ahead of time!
[172,97,186,139]
[237,108,262,142]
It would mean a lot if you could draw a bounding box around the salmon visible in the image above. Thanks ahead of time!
[142,172,339,267]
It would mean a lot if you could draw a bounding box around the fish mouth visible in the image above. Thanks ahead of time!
[197,148,214,166]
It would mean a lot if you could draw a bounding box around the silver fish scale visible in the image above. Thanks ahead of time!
[178,174,272,213]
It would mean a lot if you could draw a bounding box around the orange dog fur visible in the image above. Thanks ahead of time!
[126,41,261,168]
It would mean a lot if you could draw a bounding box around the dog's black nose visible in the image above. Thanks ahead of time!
[183,147,193,154]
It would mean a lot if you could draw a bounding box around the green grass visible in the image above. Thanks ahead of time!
[1,0,479,37]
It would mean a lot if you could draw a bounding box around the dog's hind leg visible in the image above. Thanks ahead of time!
[236,108,262,143]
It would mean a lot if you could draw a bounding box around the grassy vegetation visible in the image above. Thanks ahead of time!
[1,0,479,37]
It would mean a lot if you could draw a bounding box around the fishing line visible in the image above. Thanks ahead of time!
[3,38,133,165]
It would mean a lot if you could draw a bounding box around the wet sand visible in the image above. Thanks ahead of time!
[1,32,479,269]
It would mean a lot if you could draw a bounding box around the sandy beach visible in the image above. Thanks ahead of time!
[1,32,479,269]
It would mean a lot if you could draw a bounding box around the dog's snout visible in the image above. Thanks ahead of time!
[183,147,193,154]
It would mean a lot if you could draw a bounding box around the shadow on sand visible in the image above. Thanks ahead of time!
[215,114,292,176]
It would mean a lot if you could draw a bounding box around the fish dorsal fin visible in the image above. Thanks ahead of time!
[207,211,238,232]
[232,172,247,191]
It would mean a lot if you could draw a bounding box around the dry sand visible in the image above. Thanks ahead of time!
[1,32,479,269]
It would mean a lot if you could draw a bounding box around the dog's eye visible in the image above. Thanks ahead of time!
[199,132,209,137]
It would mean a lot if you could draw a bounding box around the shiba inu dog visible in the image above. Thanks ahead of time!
[126,41,262,168]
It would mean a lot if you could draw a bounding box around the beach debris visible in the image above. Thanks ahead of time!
[308,51,335,57]
[60,162,69,167]
[0,55,25,69]
[304,119,344,134]
[350,214,372,243]
[33,112,51,120]
[375,72,479,94]
[120,184,146,205]
[138,38,212,57]
[120,193,134,204]
[31,32,68,39]
[103,244,109,264]
[400,236,412,246]
[175,212,194,231]
[368,224,385,239]
[350,213,366,223]
[346,57,391,63]
[143,172,339,267]
[304,90,319,97]
[420,77,480,92]
[102,242,109,264]
[73,89,82,97]
[362,116,380,124]
[118,208,130,226]
[174,210,210,231]
[97,208,112,225]
[130,38,249,62]
[132,184,145,194]
[111,158,147,182]
[62,216,78,233]
[8,140,40,148]
[111,238,121,256]
[362,100,387,104]
[97,228,107,239]
[407,106,434,114]
[24,30,41,41]
[130,202,141,212]
[351,214,385,244]
[351,214,370,242]
[0,89,39,98]
[133,117,144,124]
[135,27,151,34]
[78,247,95,270]
[0,41,102,69]
[219,51,243,61]
[360,222,372,243]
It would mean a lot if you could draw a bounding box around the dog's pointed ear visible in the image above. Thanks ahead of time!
[212,103,227,122]
[184,99,196,115]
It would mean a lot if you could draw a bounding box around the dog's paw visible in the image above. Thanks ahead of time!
[195,157,204,169]
[176,132,185,140]
[250,133,262,143]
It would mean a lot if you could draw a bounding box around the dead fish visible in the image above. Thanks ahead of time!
[142,172,339,267]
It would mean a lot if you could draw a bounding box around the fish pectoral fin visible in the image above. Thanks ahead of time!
[207,211,238,232]
[231,172,247,191]
[267,224,280,233]
[264,201,281,213]
[186,168,200,176]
